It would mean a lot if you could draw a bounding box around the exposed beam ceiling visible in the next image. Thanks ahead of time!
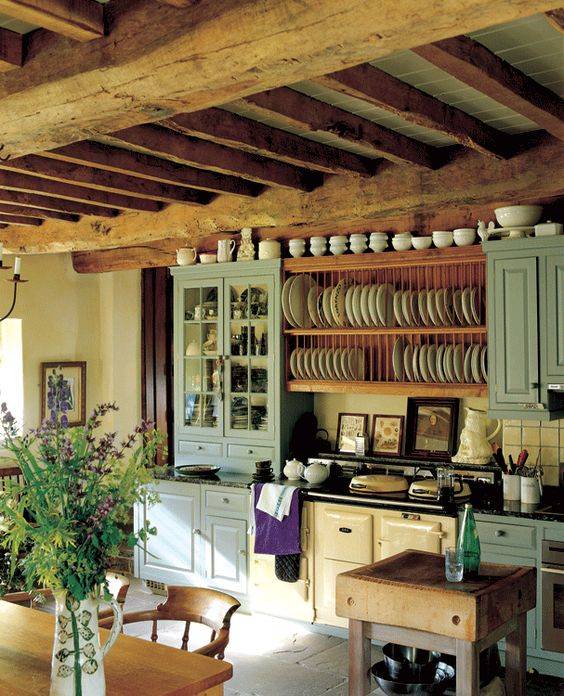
[0,155,214,205]
[0,212,42,226]
[3,133,560,255]
[42,141,264,198]
[0,202,78,221]
[0,0,104,41]
[545,8,564,31]
[314,65,513,159]
[238,88,437,168]
[0,170,163,212]
[163,109,378,177]
[0,0,555,158]
[109,125,323,191]
[0,188,118,217]
[414,36,564,140]
[0,27,23,71]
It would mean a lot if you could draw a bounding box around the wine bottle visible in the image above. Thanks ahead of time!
[457,503,481,578]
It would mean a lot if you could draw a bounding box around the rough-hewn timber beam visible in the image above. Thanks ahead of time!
[0,0,103,42]
[0,27,23,72]
[545,8,564,31]
[237,88,437,168]
[163,109,379,176]
[414,36,564,140]
[2,133,561,256]
[0,202,78,222]
[314,65,513,159]
[0,170,162,212]
[0,0,555,158]
[109,125,323,191]
[0,155,213,205]
[42,141,263,198]
[0,188,118,217]
[0,213,42,226]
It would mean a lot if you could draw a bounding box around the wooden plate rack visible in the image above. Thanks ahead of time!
[283,245,487,397]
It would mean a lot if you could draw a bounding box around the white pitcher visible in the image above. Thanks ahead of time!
[50,590,122,696]
[217,238,236,263]
[452,408,501,465]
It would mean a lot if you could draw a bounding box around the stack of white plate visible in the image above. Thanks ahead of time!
[394,286,482,327]
[392,339,487,384]
[289,347,366,381]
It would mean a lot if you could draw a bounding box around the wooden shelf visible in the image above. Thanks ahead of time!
[286,380,488,397]
[285,325,487,336]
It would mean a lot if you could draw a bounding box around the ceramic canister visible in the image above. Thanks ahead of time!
[258,239,281,260]
[309,236,327,257]
[288,238,306,258]
[329,235,348,256]
[349,233,368,254]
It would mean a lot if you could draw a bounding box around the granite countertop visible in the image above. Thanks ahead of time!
[469,485,563,522]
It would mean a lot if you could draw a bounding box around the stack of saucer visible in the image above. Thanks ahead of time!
[252,460,275,482]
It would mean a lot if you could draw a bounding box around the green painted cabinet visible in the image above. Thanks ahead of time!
[171,260,312,473]
[484,237,564,420]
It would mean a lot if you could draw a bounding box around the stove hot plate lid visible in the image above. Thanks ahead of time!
[349,474,408,494]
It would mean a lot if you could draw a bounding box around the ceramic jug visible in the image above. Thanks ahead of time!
[176,247,197,266]
[50,591,122,696]
[283,458,304,480]
[217,238,236,263]
[452,408,501,465]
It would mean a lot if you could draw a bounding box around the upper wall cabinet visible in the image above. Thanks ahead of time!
[171,260,312,472]
[485,237,564,420]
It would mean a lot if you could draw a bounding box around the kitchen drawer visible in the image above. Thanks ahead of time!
[204,489,249,516]
[476,519,535,551]
[177,440,223,457]
[323,509,373,564]
[227,443,275,460]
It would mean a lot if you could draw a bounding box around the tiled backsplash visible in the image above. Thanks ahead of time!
[502,418,563,487]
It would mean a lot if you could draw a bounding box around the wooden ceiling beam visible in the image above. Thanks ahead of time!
[0,213,42,226]
[0,170,162,212]
[41,140,263,198]
[315,64,514,159]
[0,202,78,222]
[0,27,23,72]
[414,36,564,140]
[0,0,554,158]
[238,88,437,168]
[163,109,379,177]
[0,189,118,217]
[110,125,323,191]
[0,0,103,41]
[0,155,213,205]
[545,8,564,32]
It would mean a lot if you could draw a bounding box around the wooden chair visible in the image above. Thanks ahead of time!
[0,466,23,492]
[99,585,240,660]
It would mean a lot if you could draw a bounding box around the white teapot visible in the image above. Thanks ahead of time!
[302,460,331,486]
[452,408,501,465]
[283,458,304,481]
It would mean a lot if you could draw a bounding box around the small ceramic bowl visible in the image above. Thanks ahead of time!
[453,228,477,246]
[391,236,412,251]
[369,241,388,253]
[329,244,347,256]
[412,237,433,250]
[432,230,453,248]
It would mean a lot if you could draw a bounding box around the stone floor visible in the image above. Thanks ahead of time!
[123,581,561,696]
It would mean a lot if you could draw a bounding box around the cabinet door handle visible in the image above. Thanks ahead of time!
[494,530,506,537]
[193,528,201,536]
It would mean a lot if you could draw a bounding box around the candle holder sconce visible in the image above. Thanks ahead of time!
[1,261,27,323]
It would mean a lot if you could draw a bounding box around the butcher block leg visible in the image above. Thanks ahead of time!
[348,619,371,695]
[455,639,479,696]
[505,613,527,696]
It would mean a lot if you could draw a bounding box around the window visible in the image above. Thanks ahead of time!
[0,318,23,441]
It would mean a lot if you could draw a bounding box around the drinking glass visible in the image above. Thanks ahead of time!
[445,547,464,582]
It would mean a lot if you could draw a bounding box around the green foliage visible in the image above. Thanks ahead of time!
[0,378,165,601]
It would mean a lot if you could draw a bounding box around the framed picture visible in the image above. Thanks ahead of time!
[41,361,87,426]
[336,412,368,453]
[404,398,459,461]
[371,415,404,456]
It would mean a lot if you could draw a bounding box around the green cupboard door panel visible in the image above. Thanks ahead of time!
[492,257,539,406]
[544,251,564,382]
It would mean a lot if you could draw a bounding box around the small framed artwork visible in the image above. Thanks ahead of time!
[41,361,87,426]
[336,412,368,453]
[371,415,404,456]
[404,397,459,461]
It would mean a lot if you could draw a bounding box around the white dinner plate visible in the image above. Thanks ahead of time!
[470,288,481,325]
[376,283,395,327]
[324,349,336,380]
[289,348,300,379]
[418,289,430,327]
[340,348,352,380]
[392,337,406,381]
[289,274,316,328]
[311,348,322,380]
[307,286,322,328]
[409,291,420,326]
[302,348,313,379]
[444,344,455,383]
[427,344,438,382]
[316,349,327,379]
[435,289,447,325]
[461,287,473,325]
[295,348,306,379]
[332,348,343,380]
[345,285,357,327]
[427,289,439,326]
[452,288,465,325]
[317,288,327,326]
[349,347,365,381]
[282,276,298,327]
[481,346,488,383]
[401,290,414,326]
[352,285,364,327]
[436,344,446,382]
[453,344,464,383]
[331,280,349,326]
[322,286,335,327]
[393,290,405,327]
[403,343,414,382]
[443,288,454,325]
[419,344,431,382]
[412,345,421,382]
[360,285,372,326]
[463,345,473,383]
[470,344,482,383]
[368,284,380,326]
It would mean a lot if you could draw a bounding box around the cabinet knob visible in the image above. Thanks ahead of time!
[530,382,539,389]
[494,530,505,537]
[196,445,203,451]
[247,449,253,454]
[193,528,201,536]
[240,549,247,557]
[222,497,230,504]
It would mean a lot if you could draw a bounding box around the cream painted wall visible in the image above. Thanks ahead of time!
[1,253,141,438]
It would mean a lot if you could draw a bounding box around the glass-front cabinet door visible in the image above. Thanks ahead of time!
[225,277,274,439]
[177,280,224,435]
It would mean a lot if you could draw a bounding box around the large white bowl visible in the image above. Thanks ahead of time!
[412,237,433,250]
[392,236,412,251]
[495,205,542,228]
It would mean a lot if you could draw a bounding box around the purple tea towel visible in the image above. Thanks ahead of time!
[253,483,301,555]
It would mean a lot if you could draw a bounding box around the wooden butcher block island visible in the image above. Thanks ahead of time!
[336,550,536,696]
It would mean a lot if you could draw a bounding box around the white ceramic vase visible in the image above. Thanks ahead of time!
[50,591,122,696]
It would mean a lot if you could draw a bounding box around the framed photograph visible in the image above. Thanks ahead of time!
[41,361,87,426]
[336,412,368,453]
[371,415,404,456]
[404,398,459,461]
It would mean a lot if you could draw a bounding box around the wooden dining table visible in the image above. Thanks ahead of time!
[0,601,232,695]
